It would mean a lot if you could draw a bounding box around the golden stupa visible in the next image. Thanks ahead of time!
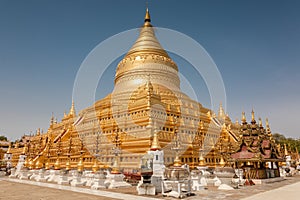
[7,8,240,171]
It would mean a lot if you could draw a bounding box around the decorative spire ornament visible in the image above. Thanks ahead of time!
[144,7,151,23]
[218,102,225,118]
[242,111,246,124]
[69,100,76,116]
[266,118,271,134]
[251,109,256,124]
[258,117,263,127]
[150,121,161,151]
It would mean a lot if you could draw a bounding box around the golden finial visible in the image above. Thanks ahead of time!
[29,159,35,170]
[222,123,226,130]
[258,117,263,127]
[65,159,71,171]
[212,112,216,118]
[45,159,50,170]
[219,156,225,167]
[235,118,239,126]
[7,143,12,154]
[69,100,76,116]
[35,159,43,169]
[54,157,60,170]
[218,102,224,117]
[111,156,120,174]
[144,7,151,23]
[266,118,271,134]
[50,112,54,125]
[207,111,211,119]
[22,143,28,155]
[77,156,84,172]
[199,152,205,166]
[242,111,246,123]
[284,143,288,156]
[145,74,153,94]
[37,128,41,136]
[251,109,256,123]
[200,120,204,130]
[150,122,161,151]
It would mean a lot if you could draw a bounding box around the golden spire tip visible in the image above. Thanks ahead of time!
[144,7,151,22]
[242,111,246,122]
[251,109,256,123]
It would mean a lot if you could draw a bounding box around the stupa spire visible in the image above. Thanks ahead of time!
[266,118,271,134]
[251,109,256,124]
[144,7,151,23]
[69,100,76,116]
[218,102,224,118]
[150,122,161,151]
[145,74,154,94]
[50,112,54,125]
[124,7,170,59]
[241,111,246,124]
[114,7,180,90]
[284,143,288,156]
[258,117,263,128]
[37,128,41,136]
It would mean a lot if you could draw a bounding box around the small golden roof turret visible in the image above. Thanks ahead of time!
[266,118,271,134]
[258,117,263,127]
[150,122,161,151]
[284,143,288,156]
[7,143,12,154]
[241,111,246,124]
[218,102,224,118]
[37,128,41,136]
[200,120,204,130]
[69,100,76,116]
[50,113,54,126]
[22,143,28,155]
[235,118,239,126]
[251,109,256,124]
[145,75,154,96]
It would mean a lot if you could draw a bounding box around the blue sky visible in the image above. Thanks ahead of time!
[0,0,299,140]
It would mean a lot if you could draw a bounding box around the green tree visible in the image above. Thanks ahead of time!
[0,135,8,141]
[273,133,300,153]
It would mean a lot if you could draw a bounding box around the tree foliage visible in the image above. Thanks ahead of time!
[0,135,8,141]
[273,133,300,153]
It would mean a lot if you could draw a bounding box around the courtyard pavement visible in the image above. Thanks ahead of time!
[1,175,300,200]
[241,181,300,200]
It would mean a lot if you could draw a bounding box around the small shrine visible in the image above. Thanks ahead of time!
[229,111,284,179]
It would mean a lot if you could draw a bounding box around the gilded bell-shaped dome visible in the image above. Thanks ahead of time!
[114,8,180,92]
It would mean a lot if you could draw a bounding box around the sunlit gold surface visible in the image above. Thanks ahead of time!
[6,8,253,172]
[92,158,99,173]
